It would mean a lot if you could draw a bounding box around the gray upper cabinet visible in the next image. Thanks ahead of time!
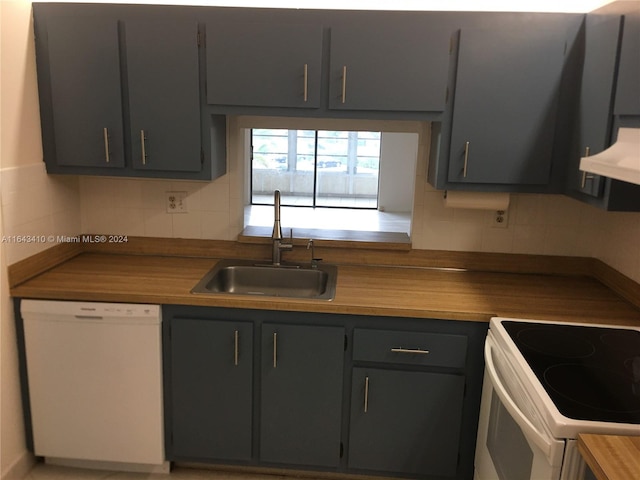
[614,7,640,115]
[42,15,125,169]
[125,19,203,173]
[328,24,451,112]
[206,23,323,108]
[446,26,566,186]
[33,3,223,180]
[566,3,640,212]
[571,15,622,197]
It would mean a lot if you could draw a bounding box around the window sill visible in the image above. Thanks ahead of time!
[238,226,411,251]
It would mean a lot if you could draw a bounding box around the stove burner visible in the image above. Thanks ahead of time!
[517,328,595,358]
[601,332,640,353]
[544,364,640,414]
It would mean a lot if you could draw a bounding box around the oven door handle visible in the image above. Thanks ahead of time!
[485,337,556,459]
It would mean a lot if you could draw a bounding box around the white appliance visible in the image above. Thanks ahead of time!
[475,317,640,480]
[21,300,168,473]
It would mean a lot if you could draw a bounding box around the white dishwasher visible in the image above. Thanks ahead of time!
[21,300,167,472]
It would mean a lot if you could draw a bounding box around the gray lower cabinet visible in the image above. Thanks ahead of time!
[170,318,253,461]
[163,306,486,480]
[260,323,345,467]
[348,368,464,477]
[348,328,468,477]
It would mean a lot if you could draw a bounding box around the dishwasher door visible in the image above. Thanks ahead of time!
[21,300,165,467]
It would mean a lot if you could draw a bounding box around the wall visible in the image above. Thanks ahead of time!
[77,118,640,283]
[0,1,81,478]
[0,1,638,478]
[379,132,418,212]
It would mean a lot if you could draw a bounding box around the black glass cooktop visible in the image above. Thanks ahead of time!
[502,321,640,424]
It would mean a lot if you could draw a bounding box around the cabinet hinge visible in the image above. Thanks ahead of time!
[344,335,348,351]
[201,150,204,165]
[340,442,344,458]
[197,31,202,47]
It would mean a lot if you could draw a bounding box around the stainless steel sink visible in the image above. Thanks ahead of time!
[191,259,337,300]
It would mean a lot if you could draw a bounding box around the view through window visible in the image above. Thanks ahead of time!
[251,129,381,208]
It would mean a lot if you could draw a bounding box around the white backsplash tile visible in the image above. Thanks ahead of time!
[0,160,638,283]
[1,163,81,265]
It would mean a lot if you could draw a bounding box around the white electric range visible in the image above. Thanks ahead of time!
[474,317,640,480]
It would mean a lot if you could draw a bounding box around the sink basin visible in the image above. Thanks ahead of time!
[191,259,337,300]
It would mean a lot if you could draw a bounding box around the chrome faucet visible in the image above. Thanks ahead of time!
[271,190,293,266]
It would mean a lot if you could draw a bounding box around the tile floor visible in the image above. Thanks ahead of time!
[25,463,332,480]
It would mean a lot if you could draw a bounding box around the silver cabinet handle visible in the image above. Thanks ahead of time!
[103,128,110,164]
[140,130,147,165]
[341,66,347,104]
[580,170,595,189]
[364,376,369,413]
[303,63,308,102]
[273,332,277,368]
[463,141,470,178]
[580,147,594,189]
[391,347,430,355]
[234,330,239,366]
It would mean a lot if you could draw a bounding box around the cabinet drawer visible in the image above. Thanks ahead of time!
[352,329,467,368]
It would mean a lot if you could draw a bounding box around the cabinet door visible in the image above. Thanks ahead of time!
[260,323,344,467]
[206,23,322,108]
[328,24,451,111]
[45,16,125,168]
[573,14,622,197]
[125,19,202,172]
[448,27,565,185]
[348,368,465,477]
[614,9,640,115]
[170,318,253,461]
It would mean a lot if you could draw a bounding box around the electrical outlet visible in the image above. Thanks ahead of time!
[166,191,188,213]
[492,209,509,228]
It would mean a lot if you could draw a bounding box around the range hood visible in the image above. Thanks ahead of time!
[579,128,640,185]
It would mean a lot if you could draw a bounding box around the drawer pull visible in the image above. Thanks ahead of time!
[341,66,347,104]
[103,128,110,164]
[391,347,430,355]
[140,130,148,165]
[273,332,277,368]
[364,376,369,413]
[234,330,239,366]
[303,63,308,102]
[463,141,470,178]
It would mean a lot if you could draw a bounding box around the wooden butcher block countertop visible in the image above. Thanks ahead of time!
[8,237,640,325]
[578,434,640,480]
